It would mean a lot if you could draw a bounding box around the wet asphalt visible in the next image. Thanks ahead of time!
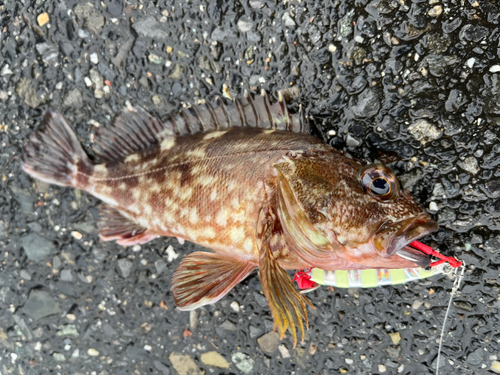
[1,0,500,374]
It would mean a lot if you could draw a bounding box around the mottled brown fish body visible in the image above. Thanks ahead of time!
[22,92,438,347]
[88,127,329,261]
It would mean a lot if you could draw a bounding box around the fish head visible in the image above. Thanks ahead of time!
[275,154,439,269]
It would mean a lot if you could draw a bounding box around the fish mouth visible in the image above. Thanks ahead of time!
[373,215,439,268]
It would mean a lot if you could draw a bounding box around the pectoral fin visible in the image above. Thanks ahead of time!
[171,252,256,310]
[257,205,314,348]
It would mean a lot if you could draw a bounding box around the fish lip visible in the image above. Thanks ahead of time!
[374,215,439,267]
[386,216,439,257]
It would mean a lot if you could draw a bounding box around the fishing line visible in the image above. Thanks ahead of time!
[435,263,465,375]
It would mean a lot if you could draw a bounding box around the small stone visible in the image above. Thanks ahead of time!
[429,202,438,212]
[74,3,105,34]
[466,348,484,366]
[10,184,35,213]
[460,24,489,43]
[152,95,163,106]
[232,352,254,374]
[211,27,237,42]
[412,300,423,310]
[201,351,231,368]
[87,348,99,357]
[53,353,66,362]
[169,352,202,375]
[247,31,261,42]
[52,256,62,270]
[407,119,442,145]
[339,9,355,37]
[148,53,165,64]
[22,290,62,321]
[346,134,361,147]
[71,231,82,240]
[490,65,500,73]
[1,64,13,76]
[154,259,167,274]
[378,364,387,373]
[90,68,104,98]
[61,250,76,265]
[37,13,49,27]
[237,16,254,32]
[22,233,56,263]
[345,358,354,365]
[66,314,76,322]
[257,331,280,355]
[349,89,380,118]
[484,180,500,198]
[133,16,169,39]
[84,77,92,86]
[389,332,401,345]
[20,270,32,281]
[428,5,442,17]
[117,258,133,278]
[154,360,171,375]
[189,310,198,331]
[466,58,476,68]
[144,345,152,352]
[63,89,83,108]
[165,245,179,262]
[458,156,479,175]
[453,301,473,312]
[219,320,237,331]
[491,361,500,373]
[78,29,90,38]
[169,64,185,79]
[278,344,291,358]
[249,0,264,8]
[16,78,41,108]
[56,325,79,337]
[90,53,99,64]
[230,301,240,312]
[282,12,296,27]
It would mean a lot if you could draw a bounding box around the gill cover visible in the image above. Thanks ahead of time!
[274,157,340,267]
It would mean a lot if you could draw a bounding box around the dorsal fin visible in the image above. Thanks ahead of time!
[93,106,175,163]
[93,90,310,163]
[166,90,310,136]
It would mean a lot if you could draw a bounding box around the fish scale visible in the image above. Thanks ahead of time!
[22,91,439,347]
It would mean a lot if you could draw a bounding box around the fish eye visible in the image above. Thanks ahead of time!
[370,177,390,196]
[358,165,399,201]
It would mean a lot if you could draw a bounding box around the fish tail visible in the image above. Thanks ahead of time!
[22,108,93,187]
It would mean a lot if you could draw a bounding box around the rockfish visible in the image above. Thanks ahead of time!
[22,91,438,345]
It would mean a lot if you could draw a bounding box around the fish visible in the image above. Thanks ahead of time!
[21,90,438,346]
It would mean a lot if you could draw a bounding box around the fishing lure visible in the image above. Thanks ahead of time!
[294,241,462,290]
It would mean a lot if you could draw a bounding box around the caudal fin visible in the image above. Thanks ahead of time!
[22,108,92,187]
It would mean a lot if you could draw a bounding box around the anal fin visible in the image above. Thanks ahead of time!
[171,252,256,310]
[98,204,157,246]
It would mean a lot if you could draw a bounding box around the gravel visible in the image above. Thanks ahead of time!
[1,0,499,374]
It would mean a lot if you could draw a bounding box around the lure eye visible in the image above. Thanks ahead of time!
[358,164,399,201]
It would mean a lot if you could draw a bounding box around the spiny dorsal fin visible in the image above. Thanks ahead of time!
[93,91,309,163]
[166,90,310,136]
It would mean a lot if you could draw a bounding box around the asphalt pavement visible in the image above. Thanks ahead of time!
[1,0,499,374]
